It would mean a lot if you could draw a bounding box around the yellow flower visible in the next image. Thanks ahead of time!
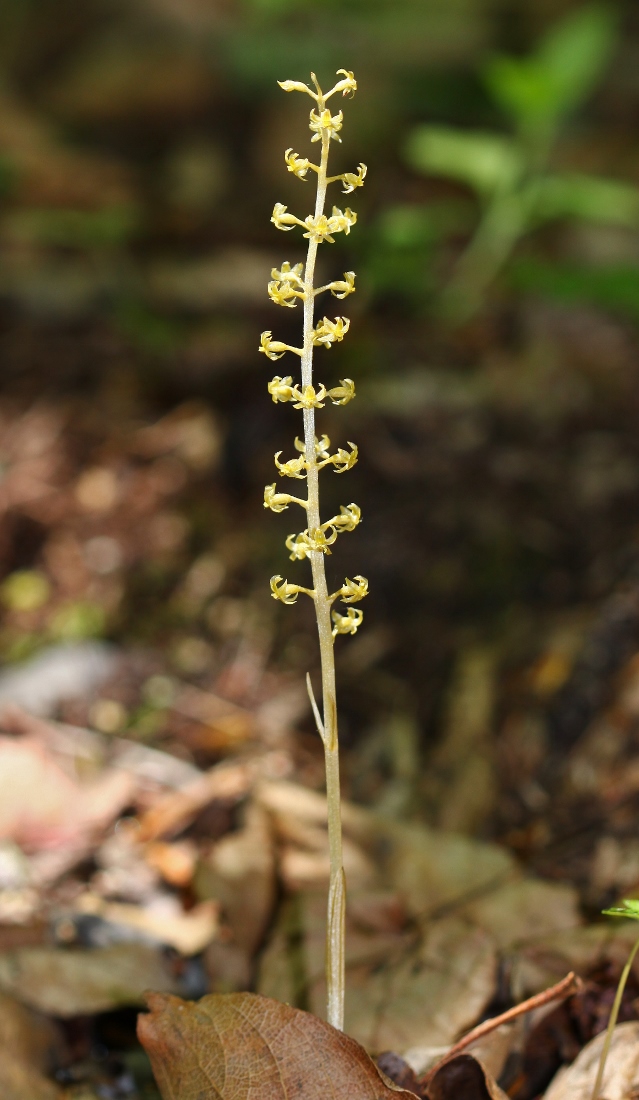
[268,279,305,308]
[332,607,363,636]
[286,526,338,560]
[267,376,295,402]
[328,206,357,234]
[327,378,355,405]
[313,316,350,348]
[260,333,302,361]
[339,164,367,194]
[325,503,361,533]
[326,69,357,99]
[333,575,368,603]
[302,214,334,244]
[274,451,308,479]
[319,442,358,473]
[270,575,315,604]
[309,108,343,143]
[284,148,315,179]
[271,261,304,286]
[277,79,318,100]
[271,203,302,231]
[327,272,356,299]
[264,484,307,513]
[291,383,327,409]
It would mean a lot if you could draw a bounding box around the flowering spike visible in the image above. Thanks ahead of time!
[264,72,366,1031]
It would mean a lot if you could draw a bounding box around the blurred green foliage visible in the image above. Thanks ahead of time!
[405,4,639,320]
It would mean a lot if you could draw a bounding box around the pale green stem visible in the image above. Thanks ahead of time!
[300,122,346,1031]
[591,932,639,1100]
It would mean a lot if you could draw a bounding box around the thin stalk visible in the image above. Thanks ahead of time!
[591,933,639,1100]
[300,124,346,1031]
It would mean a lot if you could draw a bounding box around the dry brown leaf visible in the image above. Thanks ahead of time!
[195,802,275,954]
[459,878,580,950]
[511,921,639,998]
[138,990,419,1100]
[258,892,496,1054]
[97,899,219,955]
[0,1054,61,1100]
[544,1021,639,1100]
[0,991,64,1099]
[0,736,135,852]
[0,943,183,1016]
[137,761,253,841]
[427,1053,509,1100]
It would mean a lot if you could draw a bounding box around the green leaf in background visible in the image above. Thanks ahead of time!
[602,899,639,920]
[483,4,617,138]
[405,126,523,197]
[7,206,140,249]
[534,173,639,227]
[511,259,639,323]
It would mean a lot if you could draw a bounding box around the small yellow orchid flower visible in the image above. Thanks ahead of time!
[270,575,315,604]
[264,484,308,513]
[327,206,357,235]
[271,261,304,286]
[325,69,357,99]
[327,272,356,299]
[274,450,308,479]
[332,606,363,636]
[327,379,355,405]
[313,317,350,348]
[291,383,327,409]
[320,442,358,473]
[309,108,343,143]
[333,575,368,604]
[267,376,295,402]
[325,503,361,533]
[284,148,317,179]
[277,79,318,100]
[271,203,303,231]
[260,333,302,361]
[268,279,306,308]
[339,164,367,194]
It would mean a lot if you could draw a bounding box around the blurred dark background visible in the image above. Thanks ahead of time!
[3,0,639,861]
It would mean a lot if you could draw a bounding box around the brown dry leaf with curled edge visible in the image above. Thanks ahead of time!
[426,1053,509,1100]
[138,991,420,1100]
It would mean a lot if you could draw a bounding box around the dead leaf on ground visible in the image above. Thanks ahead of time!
[426,1053,509,1100]
[544,1021,639,1100]
[258,890,497,1054]
[195,801,275,954]
[138,990,419,1100]
[0,735,135,852]
[0,990,64,1100]
[0,943,184,1016]
[137,760,253,841]
[0,1054,61,1100]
